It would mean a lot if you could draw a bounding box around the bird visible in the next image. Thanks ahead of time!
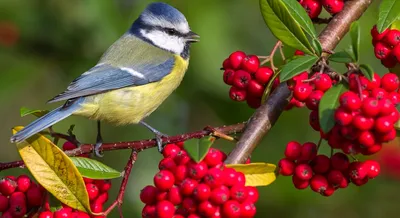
[10,2,199,156]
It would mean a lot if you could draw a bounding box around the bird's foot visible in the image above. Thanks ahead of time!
[94,135,104,157]
[154,132,168,153]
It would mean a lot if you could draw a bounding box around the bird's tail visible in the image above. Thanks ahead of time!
[10,99,82,143]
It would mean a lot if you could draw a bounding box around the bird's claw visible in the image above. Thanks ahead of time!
[155,132,168,153]
[94,141,104,157]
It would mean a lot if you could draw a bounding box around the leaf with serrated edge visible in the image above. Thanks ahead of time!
[359,64,374,81]
[281,0,317,38]
[225,163,276,186]
[377,0,400,33]
[260,0,314,55]
[328,51,354,63]
[280,55,318,82]
[20,107,49,118]
[70,157,122,179]
[184,136,216,163]
[319,84,348,133]
[350,21,360,62]
[12,126,91,213]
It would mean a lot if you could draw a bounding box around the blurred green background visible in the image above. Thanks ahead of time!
[1,0,399,217]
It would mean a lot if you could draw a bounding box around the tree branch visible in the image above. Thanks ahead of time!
[0,123,245,171]
[225,0,373,164]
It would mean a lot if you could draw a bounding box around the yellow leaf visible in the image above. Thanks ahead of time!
[12,126,91,213]
[225,162,276,186]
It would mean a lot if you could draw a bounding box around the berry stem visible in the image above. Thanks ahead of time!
[355,74,364,101]
[103,150,138,217]
[317,137,323,151]
[269,41,282,72]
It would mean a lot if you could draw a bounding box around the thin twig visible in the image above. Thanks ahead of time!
[269,41,282,72]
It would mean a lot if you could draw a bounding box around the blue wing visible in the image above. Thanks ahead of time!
[48,57,175,103]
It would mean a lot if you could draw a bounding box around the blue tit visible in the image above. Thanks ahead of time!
[10,2,199,156]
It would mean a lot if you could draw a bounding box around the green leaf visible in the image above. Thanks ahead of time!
[279,55,318,82]
[184,136,216,163]
[350,21,360,62]
[318,83,348,133]
[328,51,354,63]
[377,0,400,33]
[20,107,49,118]
[280,0,317,38]
[311,38,322,56]
[70,157,122,179]
[359,64,375,81]
[345,46,357,62]
[259,0,315,55]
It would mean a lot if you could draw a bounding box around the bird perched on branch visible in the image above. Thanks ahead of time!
[10,2,199,156]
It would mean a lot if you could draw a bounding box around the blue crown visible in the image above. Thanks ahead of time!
[143,2,186,24]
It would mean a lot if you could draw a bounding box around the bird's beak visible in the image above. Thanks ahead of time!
[186,31,200,43]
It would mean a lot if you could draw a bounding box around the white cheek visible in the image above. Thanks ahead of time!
[141,30,185,54]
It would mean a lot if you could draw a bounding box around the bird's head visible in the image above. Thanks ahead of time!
[130,2,199,58]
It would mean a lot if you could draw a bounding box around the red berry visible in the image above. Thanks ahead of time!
[246,95,262,109]
[142,204,156,218]
[222,58,231,70]
[210,187,229,205]
[222,200,241,218]
[198,201,216,217]
[310,175,329,194]
[301,0,322,19]
[352,114,374,130]
[193,183,211,201]
[327,170,345,186]
[368,73,381,90]
[352,177,369,186]
[379,98,396,115]
[278,158,295,176]
[95,192,109,205]
[371,25,389,41]
[156,191,167,201]
[361,98,380,117]
[167,186,182,205]
[174,150,190,165]
[322,0,344,15]
[241,55,260,74]
[309,110,320,131]
[378,128,396,142]
[26,185,43,207]
[284,141,302,161]
[85,183,99,201]
[381,73,399,92]
[223,69,235,85]
[230,185,248,203]
[39,211,54,218]
[361,143,382,155]
[340,91,361,111]
[95,179,111,192]
[295,164,313,180]
[363,160,380,179]
[162,144,181,158]
[188,161,208,180]
[90,201,103,213]
[180,178,198,196]
[383,29,400,47]
[62,141,77,151]
[15,175,30,194]
[245,186,259,203]
[0,194,8,212]
[158,157,177,173]
[292,175,309,189]
[229,51,246,70]
[247,80,265,97]
[182,197,197,213]
[394,44,400,62]
[235,172,246,186]
[358,131,375,147]
[334,107,353,125]
[0,178,17,196]
[154,170,175,191]
[306,90,323,110]
[298,142,318,162]
[374,116,393,133]
[348,161,368,180]
[374,42,392,59]
[204,168,224,189]
[330,152,349,171]
[229,86,247,102]
[223,168,238,187]
[388,92,400,105]
[313,73,332,92]
[322,184,335,196]
[311,155,330,174]
[54,208,72,218]
[203,148,223,167]
[140,185,158,204]
[255,67,273,84]
[293,83,313,101]
[174,165,188,183]
[9,203,27,218]
[233,70,252,89]
[156,200,175,218]
[371,88,388,100]
[240,201,256,217]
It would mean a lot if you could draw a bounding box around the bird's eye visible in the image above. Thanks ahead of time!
[166,28,177,35]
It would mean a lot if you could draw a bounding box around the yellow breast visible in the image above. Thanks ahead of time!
[73,55,188,125]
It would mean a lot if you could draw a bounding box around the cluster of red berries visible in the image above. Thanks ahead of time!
[371,25,400,68]
[298,0,344,19]
[36,177,111,218]
[0,175,45,217]
[222,51,279,109]
[140,143,259,218]
[278,141,381,196]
